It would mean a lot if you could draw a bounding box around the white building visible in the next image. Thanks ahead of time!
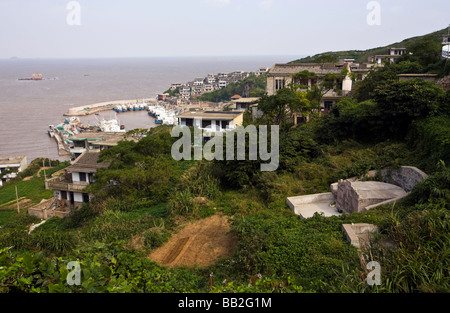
[0,156,27,187]
[219,80,228,88]
[176,111,244,138]
[180,86,191,99]
[45,151,109,209]
[207,74,216,84]
[255,67,269,76]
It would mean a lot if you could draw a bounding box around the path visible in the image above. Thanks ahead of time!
[148,214,237,268]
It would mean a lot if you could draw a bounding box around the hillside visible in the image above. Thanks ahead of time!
[289,27,449,64]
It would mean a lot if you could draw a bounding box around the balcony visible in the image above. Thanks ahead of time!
[45,176,89,192]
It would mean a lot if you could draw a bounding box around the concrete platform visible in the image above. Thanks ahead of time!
[287,193,342,219]
[342,223,379,249]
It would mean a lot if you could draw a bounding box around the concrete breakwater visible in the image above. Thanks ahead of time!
[64,98,157,116]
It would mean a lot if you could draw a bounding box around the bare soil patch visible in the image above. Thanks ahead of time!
[0,199,33,211]
[148,214,237,268]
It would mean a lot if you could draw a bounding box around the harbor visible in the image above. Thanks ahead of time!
[64,98,157,116]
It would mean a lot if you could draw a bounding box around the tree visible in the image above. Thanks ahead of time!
[257,88,300,126]
[372,79,445,138]
[399,36,442,69]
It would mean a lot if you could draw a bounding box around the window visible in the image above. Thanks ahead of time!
[79,172,87,182]
[82,193,90,203]
[202,119,212,129]
[275,79,285,90]
[222,120,229,130]
[324,101,333,111]
[184,118,194,127]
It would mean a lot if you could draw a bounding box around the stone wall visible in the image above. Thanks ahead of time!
[337,181,407,214]
[376,166,428,193]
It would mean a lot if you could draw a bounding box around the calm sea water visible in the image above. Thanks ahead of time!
[0,56,296,163]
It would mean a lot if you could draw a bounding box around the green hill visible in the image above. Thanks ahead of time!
[289,27,449,64]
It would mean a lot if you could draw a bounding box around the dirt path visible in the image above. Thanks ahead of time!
[148,214,238,268]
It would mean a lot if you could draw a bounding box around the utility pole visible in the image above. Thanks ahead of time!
[42,159,47,181]
[15,185,19,213]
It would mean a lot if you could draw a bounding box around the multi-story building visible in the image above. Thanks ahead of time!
[218,80,228,88]
[0,156,27,187]
[45,151,109,209]
[176,111,244,140]
[368,47,407,65]
[255,67,269,76]
[180,86,191,99]
[207,74,216,84]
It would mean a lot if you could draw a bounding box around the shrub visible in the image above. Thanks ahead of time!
[143,228,170,250]
[31,230,76,255]
[168,190,196,218]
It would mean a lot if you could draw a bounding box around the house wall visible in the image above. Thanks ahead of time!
[233,114,244,128]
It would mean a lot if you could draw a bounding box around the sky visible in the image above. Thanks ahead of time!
[0,0,449,59]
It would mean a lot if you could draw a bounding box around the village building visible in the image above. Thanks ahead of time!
[176,111,244,140]
[232,97,260,111]
[45,151,109,210]
[171,83,183,90]
[193,78,205,86]
[207,74,216,84]
[67,132,134,159]
[202,84,215,93]
[443,34,450,59]
[0,156,28,187]
[255,67,269,76]
[368,47,407,65]
[218,80,228,88]
[266,63,354,108]
[180,86,191,100]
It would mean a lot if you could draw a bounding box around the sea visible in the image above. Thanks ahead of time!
[0,56,297,163]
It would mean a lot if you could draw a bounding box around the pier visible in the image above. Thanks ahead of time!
[64,98,157,116]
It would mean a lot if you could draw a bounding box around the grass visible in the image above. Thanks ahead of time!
[0,162,69,207]
[0,177,53,206]
[0,211,16,226]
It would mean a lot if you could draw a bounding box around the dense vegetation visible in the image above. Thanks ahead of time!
[1,33,450,293]
[290,27,449,67]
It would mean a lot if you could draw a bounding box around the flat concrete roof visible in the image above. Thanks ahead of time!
[0,156,26,166]
[68,132,129,146]
[287,192,342,219]
[232,97,260,104]
[177,111,243,120]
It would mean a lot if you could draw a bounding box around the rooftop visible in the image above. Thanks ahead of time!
[0,156,26,166]
[66,151,110,173]
[68,132,130,147]
[268,63,343,76]
[232,97,260,103]
[177,111,244,120]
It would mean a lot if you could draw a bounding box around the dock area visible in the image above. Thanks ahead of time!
[64,98,157,116]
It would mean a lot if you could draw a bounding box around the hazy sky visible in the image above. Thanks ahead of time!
[0,0,449,59]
